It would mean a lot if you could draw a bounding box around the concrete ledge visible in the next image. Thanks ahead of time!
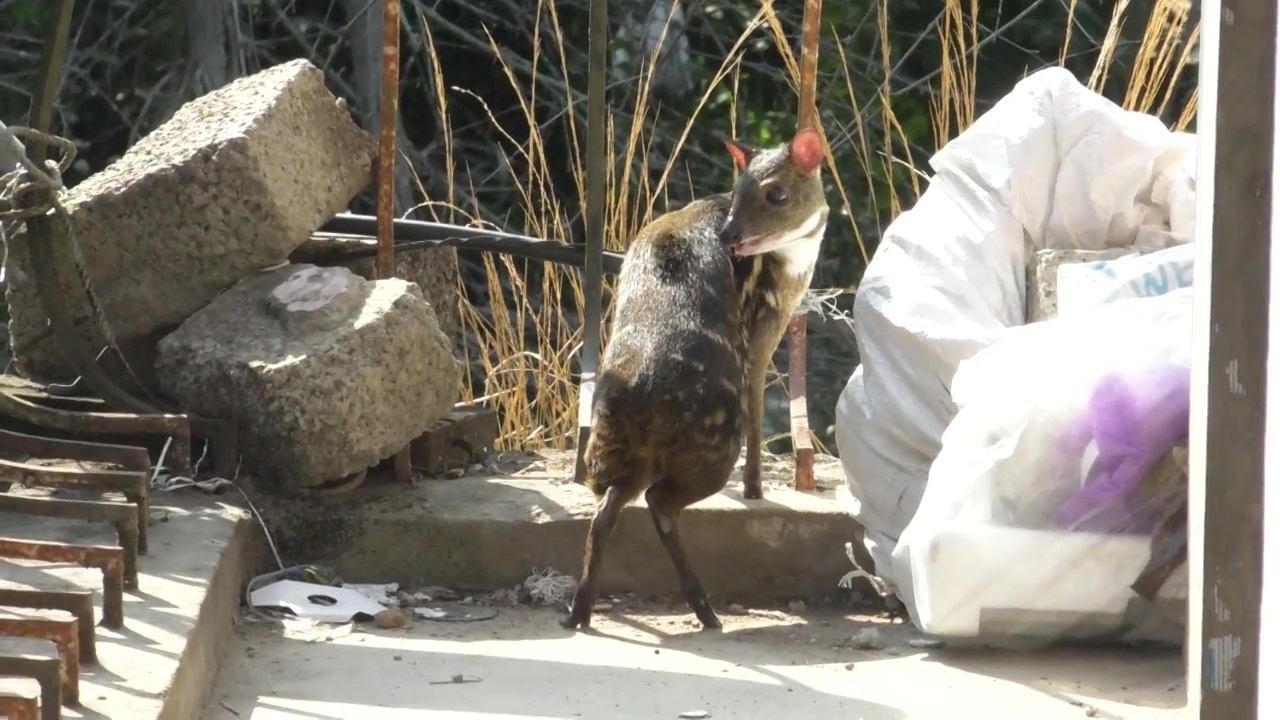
[0,492,252,719]
[267,450,861,601]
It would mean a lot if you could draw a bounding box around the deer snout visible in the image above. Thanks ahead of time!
[718,215,742,247]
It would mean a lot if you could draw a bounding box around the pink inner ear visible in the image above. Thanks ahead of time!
[724,139,750,169]
[790,129,824,174]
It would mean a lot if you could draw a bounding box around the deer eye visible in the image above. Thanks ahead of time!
[765,185,789,204]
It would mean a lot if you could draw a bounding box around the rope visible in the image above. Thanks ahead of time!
[524,567,578,605]
[0,125,75,222]
[0,122,157,403]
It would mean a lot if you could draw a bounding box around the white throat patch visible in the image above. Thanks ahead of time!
[769,206,829,278]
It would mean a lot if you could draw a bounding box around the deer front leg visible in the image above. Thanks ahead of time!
[742,354,768,500]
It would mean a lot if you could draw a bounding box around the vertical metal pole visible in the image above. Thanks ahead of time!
[1189,0,1272,713]
[573,0,608,484]
[378,0,412,483]
[376,0,400,281]
[789,0,822,492]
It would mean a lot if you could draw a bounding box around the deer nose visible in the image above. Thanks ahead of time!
[718,217,742,246]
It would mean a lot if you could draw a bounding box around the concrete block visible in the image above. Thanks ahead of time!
[291,233,461,353]
[408,406,499,477]
[6,58,376,381]
[155,263,460,490]
[1026,248,1137,322]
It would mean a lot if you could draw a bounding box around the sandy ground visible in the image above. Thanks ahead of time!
[205,603,1187,719]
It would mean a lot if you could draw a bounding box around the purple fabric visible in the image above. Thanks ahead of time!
[1054,364,1190,534]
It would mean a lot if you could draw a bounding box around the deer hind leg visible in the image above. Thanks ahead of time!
[562,483,630,630]
[644,480,724,629]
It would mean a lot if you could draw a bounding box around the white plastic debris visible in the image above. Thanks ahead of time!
[345,582,400,606]
[250,580,386,623]
[281,618,355,643]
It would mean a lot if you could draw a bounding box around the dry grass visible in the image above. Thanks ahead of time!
[415,0,1199,452]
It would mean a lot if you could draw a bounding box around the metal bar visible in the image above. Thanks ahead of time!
[0,539,127,626]
[0,589,96,664]
[0,428,150,473]
[0,614,79,705]
[319,214,627,273]
[0,392,191,476]
[0,459,148,554]
[788,0,824,493]
[375,0,400,281]
[1190,0,1272,712]
[0,638,61,719]
[0,496,139,588]
[0,687,38,720]
[378,0,412,485]
[572,0,609,485]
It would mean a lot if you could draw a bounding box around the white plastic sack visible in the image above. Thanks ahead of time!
[892,288,1191,645]
[834,67,1197,589]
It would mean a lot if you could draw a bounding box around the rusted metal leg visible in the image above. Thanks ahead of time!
[0,589,96,664]
[0,614,79,705]
[0,451,150,555]
[0,496,140,587]
[0,429,149,473]
[0,638,63,719]
[0,392,192,476]
[0,539,127,627]
[0,682,39,720]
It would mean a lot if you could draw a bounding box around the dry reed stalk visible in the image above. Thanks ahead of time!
[413,0,1199,452]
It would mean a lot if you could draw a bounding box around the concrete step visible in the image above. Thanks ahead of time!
[264,450,860,602]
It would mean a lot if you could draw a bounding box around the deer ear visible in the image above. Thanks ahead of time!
[789,128,824,175]
[724,138,755,169]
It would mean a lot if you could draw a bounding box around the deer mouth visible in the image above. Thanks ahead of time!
[728,233,778,257]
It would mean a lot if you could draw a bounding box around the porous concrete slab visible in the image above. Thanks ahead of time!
[264,450,861,601]
[1026,248,1137,322]
[6,58,375,380]
[0,490,252,719]
[292,233,461,355]
[156,264,461,490]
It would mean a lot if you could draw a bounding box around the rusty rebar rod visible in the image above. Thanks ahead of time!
[375,0,400,280]
[788,0,824,492]
[0,539,127,627]
[376,0,413,486]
